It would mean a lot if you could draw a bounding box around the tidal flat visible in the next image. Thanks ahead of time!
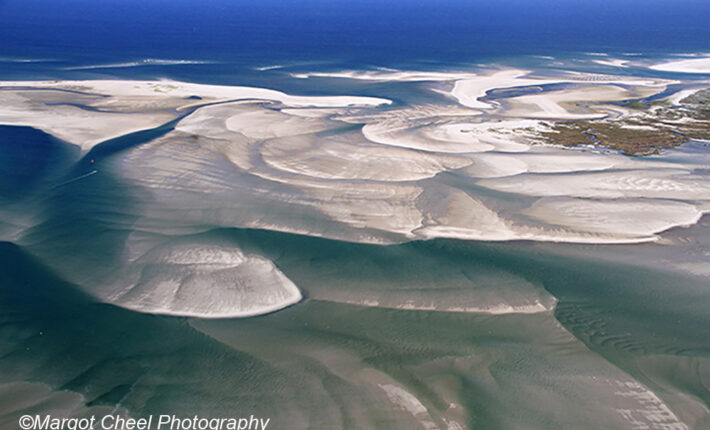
[1,56,710,429]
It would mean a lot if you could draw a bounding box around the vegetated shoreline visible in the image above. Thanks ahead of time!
[540,88,710,156]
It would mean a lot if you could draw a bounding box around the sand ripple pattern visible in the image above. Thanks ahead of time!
[1,74,709,319]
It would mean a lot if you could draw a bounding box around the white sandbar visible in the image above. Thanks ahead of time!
[650,57,710,74]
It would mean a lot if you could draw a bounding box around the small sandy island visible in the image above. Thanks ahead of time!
[650,56,710,74]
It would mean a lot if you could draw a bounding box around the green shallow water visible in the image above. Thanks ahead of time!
[2,224,709,429]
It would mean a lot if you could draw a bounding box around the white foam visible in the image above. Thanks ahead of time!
[63,59,215,70]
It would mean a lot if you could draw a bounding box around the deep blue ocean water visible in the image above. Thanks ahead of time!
[1,0,709,84]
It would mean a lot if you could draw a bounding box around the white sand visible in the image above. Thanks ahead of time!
[6,74,710,251]
[0,79,391,152]
[292,69,477,82]
[451,70,666,111]
[613,381,689,430]
[450,69,554,109]
[454,119,542,151]
[123,78,710,246]
[478,168,710,200]
[338,104,487,153]
[525,198,703,238]
[0,79,392,107]
[362,122,495,153]
[665,88,707,106]
[592,59,629,68]
[224,105,330,139]
[261,137,471,182]
[461,150,618,179]
[0,90,177,152]
[650,57,710,74]
[416,190,517,241]
[502,84,661,119]
[326,298,552,315]
[108,243,303,319]
[395,300,550,315]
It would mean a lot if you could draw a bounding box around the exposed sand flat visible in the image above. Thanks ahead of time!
[453,119,541,152]
[303,182,424,237]
[461,150,619,179]
[292,69,477,82]
[501,85,660,119]
[450,69,666,110]
[462,154,529,178]
[348,114,535,156]
[323,297,552,315]
[525,198,703,238]
[120,131,427,243]
[223,105,332,139]
[172,105,260,170]
[422,123,500,151]
[261,136,471,181]
[561,71,666,85]
[101,74,709,248]
[0,89,177,152]
[0,79,392,107]
[0,79,390,152]
[650,57,710,74]
[502,149,622,173]
[361,121,495,153]
[337,104,487,153]
[350,116,539,165]
[396,301,550,315]
[665,88,706,106]
[416,190,517,241]
[336,103,482,123]
[107,243,302,318]
[280,107,347,118]
[450,69,553,109]
[416,211,673,245]
[478,169,710,200]
[592,59,629,68]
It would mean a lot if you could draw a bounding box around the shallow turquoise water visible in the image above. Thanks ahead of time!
[2,210,709,428]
